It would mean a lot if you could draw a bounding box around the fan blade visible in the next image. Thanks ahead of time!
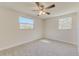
[46,4,55,9]
[32,10,39,11]
[35,2,40,7]
[46,12,50,15]
[35,2,45,9]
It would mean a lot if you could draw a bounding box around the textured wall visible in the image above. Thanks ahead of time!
[44,13,77,44]
[0,7,43,50]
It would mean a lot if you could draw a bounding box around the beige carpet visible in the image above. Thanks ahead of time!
[0,39,78,56]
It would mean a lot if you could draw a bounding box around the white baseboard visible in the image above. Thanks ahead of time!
[0,38,42,51]
[42,38,77,46]
[0,37,77,51]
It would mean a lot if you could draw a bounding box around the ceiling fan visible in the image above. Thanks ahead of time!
[33,2,55,16]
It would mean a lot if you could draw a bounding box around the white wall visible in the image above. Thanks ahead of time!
[0,7,43,50]
[0,6,78,51]
[76,12,79,55]
[44,13,77,44]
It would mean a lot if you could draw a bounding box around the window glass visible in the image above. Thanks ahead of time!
[18,17,33,30]
[59,17,72,30]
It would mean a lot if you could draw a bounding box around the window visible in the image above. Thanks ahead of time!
[58,17,72,30]
[18,17,33,30]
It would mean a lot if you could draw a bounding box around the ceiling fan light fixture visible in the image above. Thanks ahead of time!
[38,11,46,16]
[34,2,55,16]
[42,12,46,15]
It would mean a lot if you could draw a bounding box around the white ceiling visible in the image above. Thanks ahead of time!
[0,2,79,19]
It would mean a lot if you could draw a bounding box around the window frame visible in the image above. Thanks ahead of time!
[58,17,72,30]
[18,16,34,30]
